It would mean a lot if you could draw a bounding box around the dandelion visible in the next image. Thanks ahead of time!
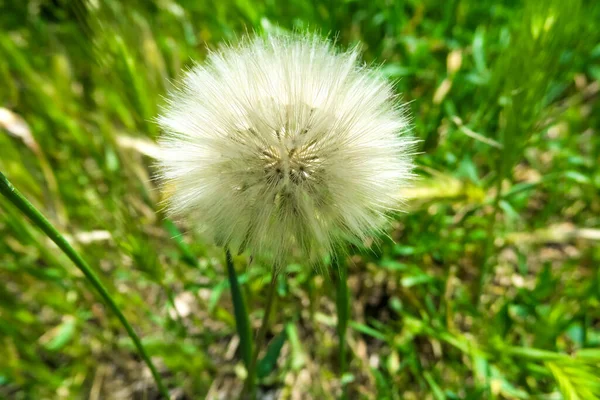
[157,33,414,264]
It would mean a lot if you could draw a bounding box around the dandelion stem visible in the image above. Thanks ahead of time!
[225,248,253,372]
[334,252,350,399]
[0,171,169,399]
[242,263,278,399]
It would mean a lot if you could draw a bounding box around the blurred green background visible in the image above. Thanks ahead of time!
[1,0,600,398]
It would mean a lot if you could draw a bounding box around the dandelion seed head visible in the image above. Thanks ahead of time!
[157,33,414,263]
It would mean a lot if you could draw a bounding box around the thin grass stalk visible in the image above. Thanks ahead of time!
[0,171,169,398]
[334,253,349,399]
[224,248,253,372]
[477,96,513,306]
[476,171,504,305]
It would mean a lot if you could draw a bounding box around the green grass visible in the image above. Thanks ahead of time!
[1,0,600,398]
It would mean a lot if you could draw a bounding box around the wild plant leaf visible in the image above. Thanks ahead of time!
[257,329,287,379]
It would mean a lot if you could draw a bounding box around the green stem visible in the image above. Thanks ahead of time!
[476,161,505,306]
[242,264,278,399]
[225,248,253,372]
[0,171,169,398]
[335,253,349,399]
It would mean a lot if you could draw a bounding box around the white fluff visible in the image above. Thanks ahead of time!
[157,34,414,263]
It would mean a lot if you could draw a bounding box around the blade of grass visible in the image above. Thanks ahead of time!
[0,171,169,398]
[257,328,287,379]
[224,248,253,376]
[163,219,199,268]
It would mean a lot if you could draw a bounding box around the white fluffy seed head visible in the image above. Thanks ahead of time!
[157,34,414,264]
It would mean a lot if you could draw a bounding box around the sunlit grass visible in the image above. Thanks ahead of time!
[1,0,599,398]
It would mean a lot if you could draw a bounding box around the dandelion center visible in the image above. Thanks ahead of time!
[257,128,321,188]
